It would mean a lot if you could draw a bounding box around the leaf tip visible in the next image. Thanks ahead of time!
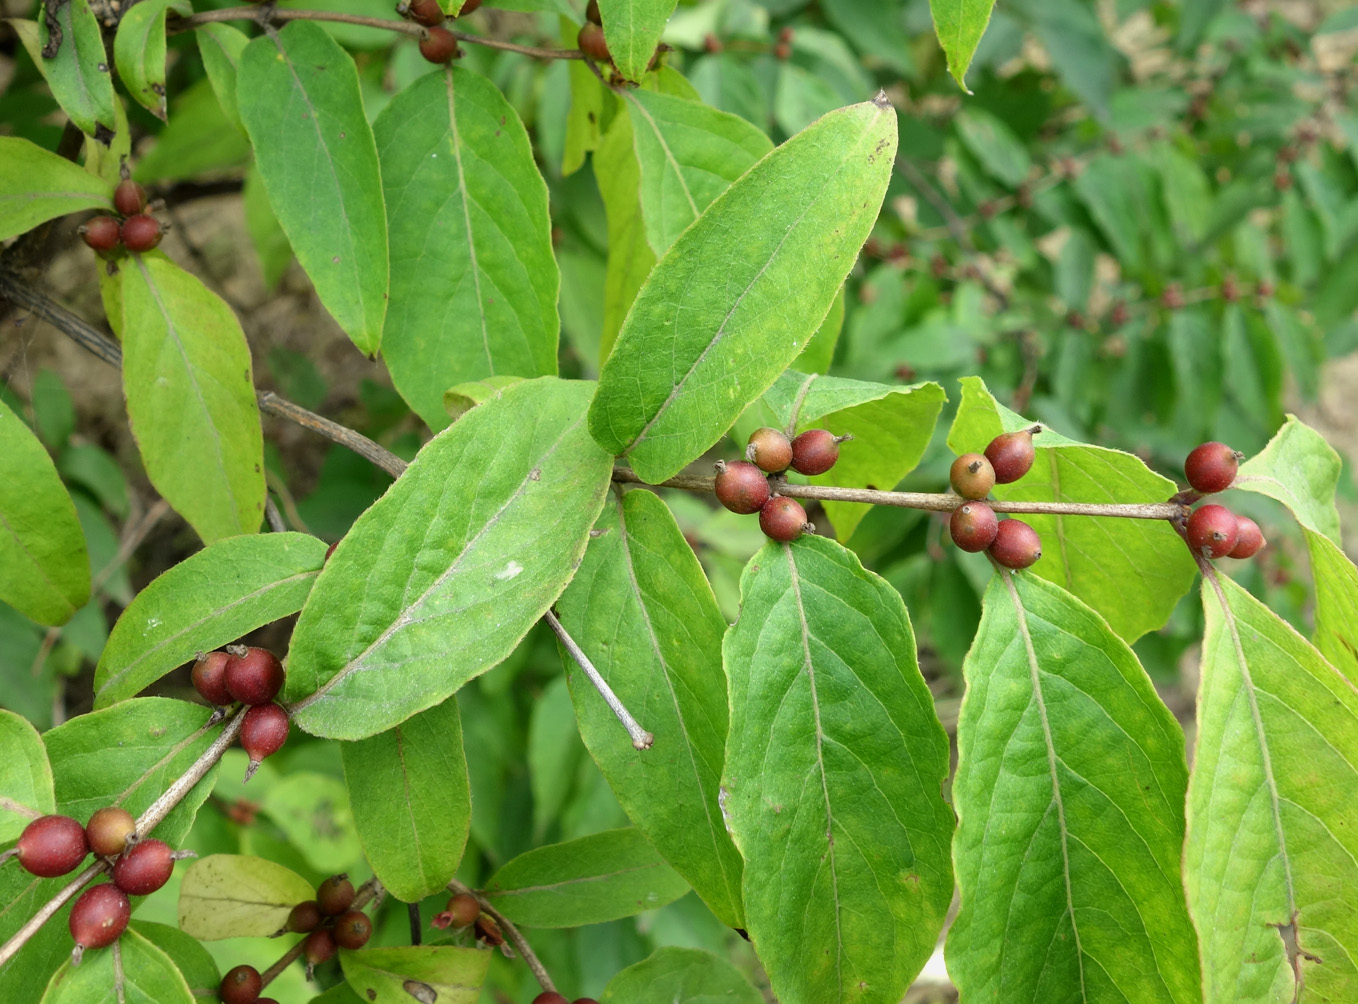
[872,89,892,109]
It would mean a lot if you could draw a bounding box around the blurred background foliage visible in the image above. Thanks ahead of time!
[4,0,1358,999]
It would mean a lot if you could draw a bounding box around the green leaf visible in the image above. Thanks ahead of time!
[0,137,111,241]
[596,110,654,364]
[597,0,677,82]
[929,0,997,90]
[341,697,471,902]
[555,489,744,926]
[0,866,68,1002]
[1307,530,1358,679]
[442,376,524,422]
[1072,153,1151,272]
[196,23,250,133]
[37,0,116,136]
[238,21,388,356]
[119,254,266,543]
[484,827,689,927]
[259,772,361,874]
[112,0,187,120]
[177,854,316,939]
[947,571,1201,1004]
[954,107,1030,187]
[590,95,897,483]
[57,445,129,519]
[601,946,763,1004]
[722,535,953,1004]
[1236,415,1343,543]
[948,377,1196,642]
[243,162,293,290]
[563,39,605,176]
[284,378,612,740]
[94,532,326,707]
[46,698,220,846]
[340,946,490,1004]
[375,67,558,429]
[793,285,844,375]
[1186,572,1358,1004]
[623,89,772,255]
[40,928,193,1004]
[81,93,130,188]
[130,79,251,184]
[129,921,220,994]
[0,709,55,843]
[0,396,90,626]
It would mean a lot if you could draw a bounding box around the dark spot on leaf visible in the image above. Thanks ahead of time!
[366,991,376,1001]
[500,115,506,125]
[255,464,261,473]
[865,484,877,490]
[587,112,595,123]
[333,256,340,264]
[529,467,541,481]
[403,979,437,1002]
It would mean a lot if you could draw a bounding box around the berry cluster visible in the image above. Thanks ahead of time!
[192,646,290,781]
[714,427,851,542]
[6,806,189,964]
[398,0,480,62]
[1181,441,1265,560]
[948,426,1044,570]
[429,890,506,944]
[79,177,164,257]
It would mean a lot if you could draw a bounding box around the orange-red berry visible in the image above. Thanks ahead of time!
[950,454,996,500]
[747,427,793,473]
[1186,504,1239,559]
[988,519,1042,569]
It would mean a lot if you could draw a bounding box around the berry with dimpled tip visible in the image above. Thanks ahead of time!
[447,892,480,927]
[333,909,373,949]
[317,874,356,915]
[68,883,130,962]
[120,214,163,253]
[746,427,793,473]
[950,454,996,500]
[790,429,847,476]
[113,179,147,216]
[240,703,289,782]
[950,502,998,553]
[578,22,610,62]
[16,815,88,878]
[80,216,122,254]
[1186,504,1239,559]
[988,519,1042,570]
[86,807,136,858]
[192,650,233,706]
[985,426,1040,484]
[419,26,460,62]
[219,965,262,1004]
[713,460,770,515]
[531,994,569,1004]
[112,838,175,896]
[1229,516,1265,559]
[224,646,285,706]
[759,496,810,542]
[1185,441,1243,494]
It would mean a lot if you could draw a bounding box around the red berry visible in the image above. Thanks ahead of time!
[316,874,355,915]
[950,502,999,553]
[419,26,460,63]
[759,496,808,542]
[713,460,771,515]
[324,541,338,563]
[790,429,843,476]
[773,41,791,59]
[446,892,480,927]
[578,22,610,62]
[985,427,1039,484]
[402,0,444,25]
[113,179,147,216]
[455,0,480,11]
[950,453,996,500]
[85,807,137,858]
[192,650,233,706]
[988,519,1042,570]
[304,927,337,965]
[1184,441,1242,494]
[240,703,289,781]
[746,427,793,473]
[585,0,600,23]
[224,647,285,706]
[112,838,174,896]
[69,883,130,959]
[1186,504,1239,559]
[333,909,373,949]
[80,215,122,254]
[531,994,569,1004]
[120,214,163,253]
[219,964,262,1004]
[573,999,601,1004]
[287,899,323,933]
[1229,516,1265,559]
[17,815,89,878]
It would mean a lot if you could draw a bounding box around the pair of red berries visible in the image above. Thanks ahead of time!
[1181,441,1265,560]
[193,647,291,780]
[80,178,164,255]
[948,427,1044,570]
[714,427,850,542]
[399,0,479,26]
[532,993,599,1004]
[577,1,610,62]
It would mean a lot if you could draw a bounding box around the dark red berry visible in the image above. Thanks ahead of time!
[304,927,337,965]
[447,893,480,927]
[192,650,233,706]
[112,838,174,896]
[120,214,163,253]
[773,41,791,59]
[1185,442,1242,494]
[573,999,601,1004]
[531,994,569,1004]
[1229,516,1265,559]
[402,0,444,25]
[1186,504,1239,559]
[985,427,1039,484]
[219,964,263,1004]
[287,899,323,933]
[258,1000,280,1004]
[17,815,89,878]
[950,453,996,500]
[224,647,285,706]
[85,807,136,858]
[578,22,610,62]
[713,460,771,515]
[419,26,460,62]
[585,0,600,23]
[455,0,480,11]
[950,502,999,553]
[80,215,122,254]
[240,703,289,781]
[113,179,147,216]
[759,496,809,542]
[316,874,355,915]
[333,909,372,949]
[746,427,792,473]
[69,883,130,959]
[790,429,843,476]
[324,541,338,563]
[988,519,1042,570]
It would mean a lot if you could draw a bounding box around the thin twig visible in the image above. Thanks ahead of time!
[0,860,108,968]
[264,495,286,532]
[257,392,406,479]
[447,879,555,993]
[544,610,653,750]
[259,877,382,987]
